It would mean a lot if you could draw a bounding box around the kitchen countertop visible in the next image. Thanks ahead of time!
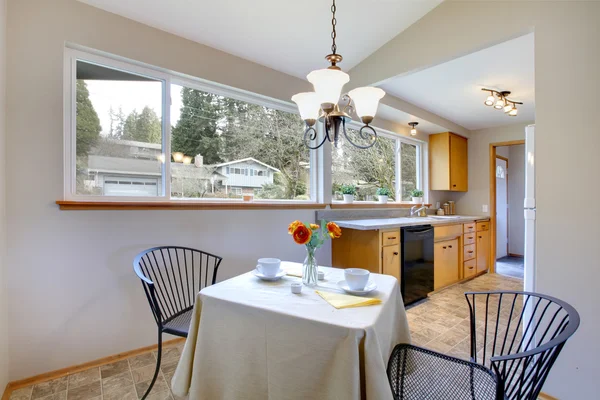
[332,215,489,231]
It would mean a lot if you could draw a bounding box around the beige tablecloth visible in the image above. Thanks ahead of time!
[171,263,411,400]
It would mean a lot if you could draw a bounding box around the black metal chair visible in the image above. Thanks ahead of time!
[388,290,580,400]
[133,246,223,400]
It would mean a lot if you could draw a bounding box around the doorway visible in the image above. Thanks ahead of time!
[490,141,526,281]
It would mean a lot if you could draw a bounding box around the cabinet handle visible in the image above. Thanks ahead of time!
[478,236,482,239]
[453,184,457,187]
[388,237,397,240]
[468,266,474,269]
[468,251,474,254]
[393,252,399,256]
[468,236,473,239]
[443,246,447,249]
[448,245,453,248]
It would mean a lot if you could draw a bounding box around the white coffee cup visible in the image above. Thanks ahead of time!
[257,258,281,277]
[344,268,370,291]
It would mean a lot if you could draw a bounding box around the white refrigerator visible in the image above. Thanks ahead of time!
[524,124,536,292]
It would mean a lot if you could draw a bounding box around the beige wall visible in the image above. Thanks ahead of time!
[0,0,7,393]
[451,122,530,216]
[508,144,525,256]
[350,1,600,396]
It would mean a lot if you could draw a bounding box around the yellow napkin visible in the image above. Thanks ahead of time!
[285,269,303,278]
[315,290,382,309]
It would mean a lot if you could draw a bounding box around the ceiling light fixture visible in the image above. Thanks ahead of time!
[482,88,523,118]
[292,0,385,150]
[408,122,419,136]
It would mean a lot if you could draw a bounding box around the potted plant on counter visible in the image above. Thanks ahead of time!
[341,184,357,204]
[410,189,424,204]
[376,187,391,204]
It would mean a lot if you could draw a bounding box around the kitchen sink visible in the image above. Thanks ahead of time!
[427,216,463,220]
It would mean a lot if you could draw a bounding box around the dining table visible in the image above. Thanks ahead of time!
[171,262,411,400]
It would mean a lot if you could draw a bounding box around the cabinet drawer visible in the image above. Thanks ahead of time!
[463,223,476,233]
[463,233,476,245]
[464,259,476,278]
[464,244,476,261]
[435,224,463,241]
[476,221,490,231]
[382,230,400,246]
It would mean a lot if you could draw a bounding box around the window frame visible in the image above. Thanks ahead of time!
[64,45,318,204]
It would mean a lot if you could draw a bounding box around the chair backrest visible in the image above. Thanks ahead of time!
[134,246,223,327]
[465,291,580,400]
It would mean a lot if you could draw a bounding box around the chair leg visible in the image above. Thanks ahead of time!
[141,329,162,400]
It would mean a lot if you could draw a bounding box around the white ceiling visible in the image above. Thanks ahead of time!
[376,104,448,134]
[78,0,443,79]
[380,33,535,131]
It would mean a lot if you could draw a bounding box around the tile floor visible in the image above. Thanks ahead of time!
[9,343,186,400]
[9,273,523,400]
[496,256,525,279]
[405,272,524,360]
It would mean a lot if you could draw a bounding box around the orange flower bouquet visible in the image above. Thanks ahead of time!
[288,219,342,286]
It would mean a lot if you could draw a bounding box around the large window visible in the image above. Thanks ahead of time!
[64,48,424,204]
[331,127,422,202]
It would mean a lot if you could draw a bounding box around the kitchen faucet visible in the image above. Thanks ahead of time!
[410,205,427,217]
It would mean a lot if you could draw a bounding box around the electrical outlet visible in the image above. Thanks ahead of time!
[482,205,489,213]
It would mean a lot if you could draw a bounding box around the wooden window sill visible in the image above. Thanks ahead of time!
[56,200,327,210]
[329,202,432,209]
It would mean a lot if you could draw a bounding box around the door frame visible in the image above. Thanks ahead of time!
[495,155,509,257]
[489,140,525,273]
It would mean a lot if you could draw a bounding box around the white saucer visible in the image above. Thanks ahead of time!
[337,280,377,296]
[253,268,286,281]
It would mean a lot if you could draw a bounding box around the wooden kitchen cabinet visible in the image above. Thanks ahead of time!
[429,132,468,191]
[476,230,490,273]
[382,246,401,283]
[434,238,459,290]
[331,228,401,282]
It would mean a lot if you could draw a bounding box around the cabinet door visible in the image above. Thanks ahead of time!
[429,132,451,190]
[450,134,468,191]
[382,246,401,284]
[434,239,459,290]
[476,230,490,273]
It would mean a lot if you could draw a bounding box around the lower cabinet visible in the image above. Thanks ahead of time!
[382,245,400,283]
[476,229,490,273]
[434,238,459,290]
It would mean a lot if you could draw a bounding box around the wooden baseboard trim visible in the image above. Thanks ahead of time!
[2,337,185,398]
[538,392,559,400]
[508,253,524,258]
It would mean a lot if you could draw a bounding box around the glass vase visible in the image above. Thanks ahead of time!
[302,247,318,287]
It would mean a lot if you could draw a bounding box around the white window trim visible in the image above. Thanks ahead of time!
[63,45,318,203]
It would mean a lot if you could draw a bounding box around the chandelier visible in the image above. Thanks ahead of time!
[292,0,385,150]
[482,88,522,117]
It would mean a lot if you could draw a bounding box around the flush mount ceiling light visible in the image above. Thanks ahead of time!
[292,0,385,150]
[408,122,419,136]
[482,88,523,117]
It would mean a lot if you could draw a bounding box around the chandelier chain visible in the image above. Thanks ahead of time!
[331,0,337,54]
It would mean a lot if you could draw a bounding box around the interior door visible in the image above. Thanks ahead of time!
[496,158,508,259]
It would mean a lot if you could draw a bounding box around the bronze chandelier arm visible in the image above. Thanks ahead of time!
[341,120,377,149]
[303,125,328,150]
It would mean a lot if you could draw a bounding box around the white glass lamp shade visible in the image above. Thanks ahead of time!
[291,92,321,122]
[494,98,504,109]
[503,103,514,113]
[484,95,495,106]
[172,152,184,163]
[509,107,518,116]
[307,68,350,105]
[410,128,417,136]
[348,87,386,118]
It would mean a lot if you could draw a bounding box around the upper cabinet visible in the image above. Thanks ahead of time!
[429,132,468,191]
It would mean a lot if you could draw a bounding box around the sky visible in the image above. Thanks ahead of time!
[85,80,184,136]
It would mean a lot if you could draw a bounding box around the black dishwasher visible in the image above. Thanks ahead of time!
[401,225,434,305]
